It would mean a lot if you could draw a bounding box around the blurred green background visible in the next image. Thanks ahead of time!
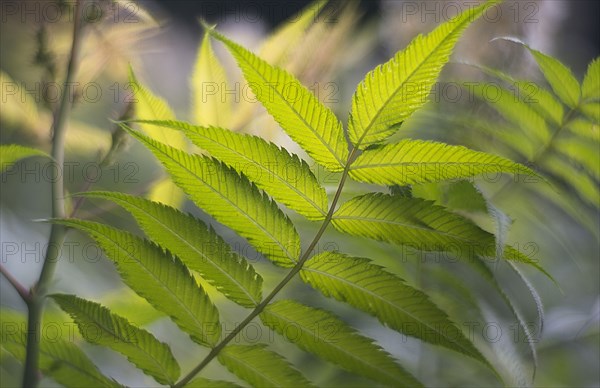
[1,1,598,387]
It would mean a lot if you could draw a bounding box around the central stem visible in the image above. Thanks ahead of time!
[22,2,83,386]
[173,147,358,388]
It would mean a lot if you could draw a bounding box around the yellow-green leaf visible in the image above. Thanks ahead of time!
[332,193,553,279]
[261,300,422,387]
[51,294,180,386]
[129,66,186,207]
[349,139,537,185]
[217,345,313,387]
[0,145,48,174]
[582,57,600,101]
[301,252,490,365]
[497,38,581,108]
[209,28,349,171]
[192,31,231,127]
[348,0,499,147]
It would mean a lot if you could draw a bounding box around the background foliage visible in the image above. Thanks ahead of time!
[1,1,598,387]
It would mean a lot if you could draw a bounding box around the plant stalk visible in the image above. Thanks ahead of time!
[173,147,359,387]
[22,1,83,386]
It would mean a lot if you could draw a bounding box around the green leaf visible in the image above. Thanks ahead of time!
[348,0,498,147]
[565,118,599,141]
[100,289,163,326]
[554,136,600,180]
[333,192,495,254]
[469,82,551,147]
[52,219,221,346]
[129,66,178,141]
[497,38,581,108]
[580,102,600,123]
[412,180,488,213]
[209,29,349,171]
[135,119,328,220]
[121,125,301,266]
[482,196,541,380]
[185,377,242,388]
[261,300,422,387]
[301,252,489,364]
[541,153,600,207]
[469,259,540,381]
[217,344,313,387]
[466,63,564,125]
[50,294,180,385]
[80,191,262,307]
[529,50,581,109]
[0,145,48,174]
[506,261,545,343]
[128,66,187,207]
[192,31,231,127]
[0,310,120,388]
[0,71,39,128]
[349,139,537,185]
[582,57,600,101]
[332,193,552,278]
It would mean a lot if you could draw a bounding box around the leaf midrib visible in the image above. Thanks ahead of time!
[220,350,281,386]
[351,161,514,171]
[332,214,492,247]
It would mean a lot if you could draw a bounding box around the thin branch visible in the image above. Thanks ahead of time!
[173,147,359,388]
[22,1,84,386]
[0,264,30,303]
